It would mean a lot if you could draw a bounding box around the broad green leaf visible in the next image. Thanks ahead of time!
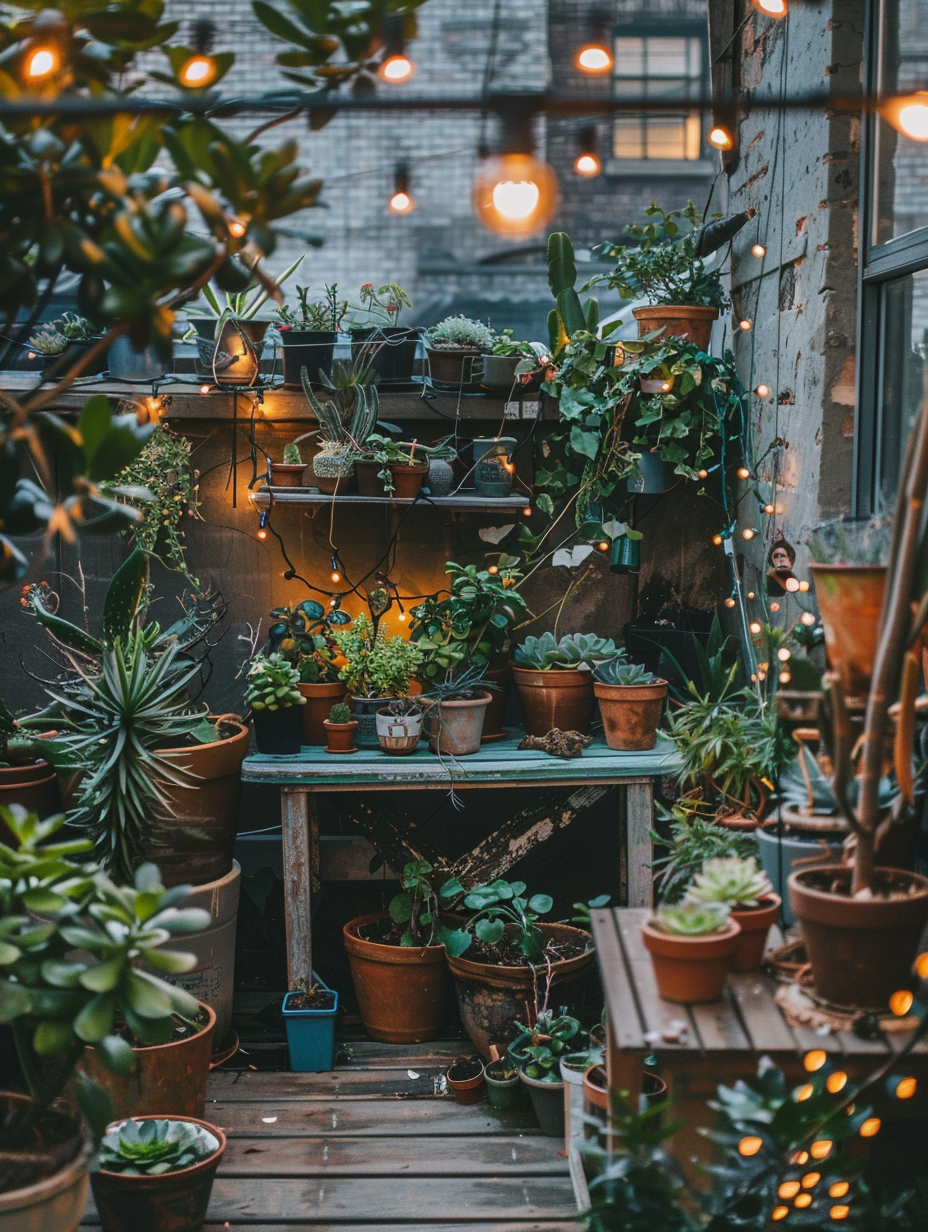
[74,992,117,1042]
[94,1033,137,1076]
[33,1019,74,1055]
[474,918,504,946]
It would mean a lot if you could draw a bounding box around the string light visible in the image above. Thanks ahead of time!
[798,579,810,592]
[597,541,610,552]
[330,555,341,584]
[770,601,780,612]
[574,125,602,177]
[738,1136,763,1156]
[228,218,247,237]
[829,1183,849,1199]
[26,46,59,79]
[779,670,791,683]
[742,528,756,540]
[800,611,817,626]
[737,466,751,479]
[825,1071,847,1093]
[809,1141,832,1159]
[487,564,499,575]
[858,1118,880,1138]
[777,648,791,662]
[764,503,775,513]
[830,1207,850,1221]
[523,506,532,517]
[785,576,800,592]
[575,12,613,74]
[916,952,928,979]
[257,511,268,540]
[778,1182,800,1199]
[802,1173,821,1189]
[199,384,211,395]
[378,14,414,83]
[881,92,928,141]
[752,0,788,16]
[747,591,756,599]
[749,621,762,634]
[739,319,753,331]
[389,163,415,214]
[380,52,414,82]
[889,989,913,1015]
[752,242,767,257]
[473,102,558,238]
[894,1076,917,1099]
[712,534,723,545]
[708,124,735,151]
[794,1194,812,1209]
[724,597,737,608]
[698,468,709,479]
[179,54,218,88]
[796,1084,814,1102]
[755,383,771,397]
[771,1208,789,1222]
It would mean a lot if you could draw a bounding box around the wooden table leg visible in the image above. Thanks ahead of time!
[281,788,313,990]
[625,781,654,908]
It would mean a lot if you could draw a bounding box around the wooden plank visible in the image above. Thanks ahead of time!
[624,783,654,908]
[688,992,751,1052]
[218,1135,570,1177]
[281,790,313,990]
[210,1069,453,1099]
[727,973,800,1054]
[615,910,701,1053]
[206,1098,542,1136]
[590,909,646,1050]
[86,1222,581,1231]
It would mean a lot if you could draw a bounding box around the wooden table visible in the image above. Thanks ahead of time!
[242,736,680,989]
[591,907,928,1175]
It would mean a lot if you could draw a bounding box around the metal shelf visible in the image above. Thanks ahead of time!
[252,487,529,511]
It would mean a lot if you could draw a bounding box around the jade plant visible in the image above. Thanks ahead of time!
[333,613,423,698]
[96,1118,219,1176]
[327,702,353,725]
[437,877,554,959]
[513,632,618,671]
[507,1008,582,1082]
[685,856,774,910]
[266,599,352,685]
[653,901,731,936]
[426,315,495,351]
[245,653,305,710]
[593,658,659,687]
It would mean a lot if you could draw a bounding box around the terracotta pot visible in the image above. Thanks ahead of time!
[0,760,61,843]
[80,1002,216,1121]
[639,917,741,1003]
[512,666,595,737]
[0,1097,89,1232]
[445,923,595,1060]
[632,304,718,349]
[390,462,428,500]
[343,914,449,1042]
[424,691,491,756]
[789,864,928,1007]
[715,813,761,833]
[298,681,348,746]
[90,1115,225,1232]
[426,347,484,385]
[323,720,358,754]
[150,718,250,887]
[481,664,512,742]
[729,894,781,972]
[447,1059,486,1105]
[355,459,386,496]
[808,564,885,696]
[594,679,668,750]
[269,462,306,487]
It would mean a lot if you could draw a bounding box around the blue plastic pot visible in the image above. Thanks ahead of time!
[282,987,338,1071]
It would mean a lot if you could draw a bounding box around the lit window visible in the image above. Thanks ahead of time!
[612,30,707,161]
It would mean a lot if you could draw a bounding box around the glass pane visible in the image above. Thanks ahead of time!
[614,37,644,77]
[688,38,702,79]
[646,38,689,77]
[878,269,928,499]
[613,77,647,98]
[645,118,687,161]
[684,113,702,161]
[613,118,645,160]
[875,0,928,242]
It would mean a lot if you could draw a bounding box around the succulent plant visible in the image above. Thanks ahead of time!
[26,324,68,355]
[513,632,619,671]
[653,901,731,936]
[594,657,659,686]
[97,1118,219,1176]
[426,315,495,352]
[327,701,352,724]
[685,856,774,910]
[246,653,306,710]
[282,442,303,465]
[507,1008,582,1082]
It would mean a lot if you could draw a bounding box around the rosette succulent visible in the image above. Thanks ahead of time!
[685,856,774,910]
[594,657,659,686]
[514,632,618,671]
[654,901,731,936]
[245,653,305,710]
[97,1118,219,1176]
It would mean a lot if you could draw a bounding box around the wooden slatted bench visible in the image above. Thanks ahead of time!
[590,907,928,1177]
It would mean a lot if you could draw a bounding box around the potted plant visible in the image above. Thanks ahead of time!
[652,805,761,906]
[508,1008,582,1137]
[89,1117,226,1232]
[484,1059,521,1110]
[278,282,350,388]
[0,809,210,1232]
[0,697,60,830]
[281,980,339,1071]
[375,697,423,754]
[445,1056,486,1105]
[436,877,595,1059]
[270,441,308,486]
[265,599,351,745]
[410,560,527,742]
[333,613,424,748]
[585,202,751,348]
[639,901,741,1003]
[684,855,779,972]
[360,434,431,499]
[424,315,495,386]
[29,312,108,375]
[470,434,518,497]
[350,282,418,382]
[323,702,358,754]
[343,861,451,1043]
[512,632,619,737]
[593,655,668,750]
[482,332,544,391]
[421,669,493,757]
[245,652,306,754]
[300,355,379,492]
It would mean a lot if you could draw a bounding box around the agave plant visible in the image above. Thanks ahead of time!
[97,1117,219,1176]
[513,632,618,671]
[653,901,731,936]
[685,856,773,910]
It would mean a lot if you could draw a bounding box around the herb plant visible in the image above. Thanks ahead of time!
[333,613,423,698]
[437,877,554,960]
[97,1118,219,1176]
[246,654,305,710]
[426,315,496,351]
[685,856,774,910]
[513,632,618,671]
[278,283,349,332]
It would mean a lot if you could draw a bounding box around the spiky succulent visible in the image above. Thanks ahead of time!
[246,653,305,710]
[97,1118,219,1176]
[594,657,659,686]
[514,632,619,671]
[685,856,774,910]
[327,702,352,724]
[26,325,67,355]
[653,901,731,936]
[282,442,303,465]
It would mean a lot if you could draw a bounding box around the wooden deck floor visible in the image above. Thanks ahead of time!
[81,1040,579,1230]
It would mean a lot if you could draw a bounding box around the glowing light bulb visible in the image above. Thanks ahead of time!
[810,1141,832,1160]
[389,190,415,215]
[794,1193,812,1209]
[379,53,414,83]
[598,541,609,552]
[750,621,762,634]
[698,468,709,479]
[256,528,267,540]
[576,43,613,74]
[724,597,737,608]
[771,1207,789,1222]
[473,154,559,238]
[829,1183,849,1199]
[747,591,756,599]
[755,383,771,397]
[770,601,780,612]
[712,534,723,546]
[830,1207,850,1221]
[708,125,734,151]
[777,648,791,662]
[738,1136,763,1157]
[784,576,800,593]
[764,503,775,513]
[330,571,341,584]
[398,610,407,622]
[737,466,751,479]
[798,579,810,592]
[800,611,816,625]
[882,92,928,141]
[752,0,787,16]
[660,380,672,392]
[488,565,499,575]
[179,54,218,87]
[228,218,247,238]
[523,506,532,517]
[740,319,753,331]
[752,243,767,257]
[858,1117,880,1138]
[574,152,602,177]
[742,528,755,540]
[26,46,58,79]
[199,384,211,395]
[895,1076,917,1099]
[917,952,928,979]
[779,670,791,683]
[887,987,912,1015]
[796,1084,814,1102]
[779,1182,800,1199]
[825,1072,847,1095]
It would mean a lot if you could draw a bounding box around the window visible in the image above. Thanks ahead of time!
[612,30,706,162]
[872,0,928,243]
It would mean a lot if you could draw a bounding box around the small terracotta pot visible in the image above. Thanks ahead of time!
[323,720,358,754]
[789,864,928,1007]
[715,813,761,833]
[390,462,428,500]
[269,463,306,487]
[512,665,595,736]
[298,681,348,746]
[639,918,741,1003]
[729,894,781,971]
[344,914,449,1042]
[632,304,718,349]
[0,760,61,845]
[355,460,385,496]
[808,564,886,697]
[447,1059,485,1104]
[424,691,491,756]
[594,679,668,750]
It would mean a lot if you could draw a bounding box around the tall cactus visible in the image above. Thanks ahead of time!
[546,232,596,358]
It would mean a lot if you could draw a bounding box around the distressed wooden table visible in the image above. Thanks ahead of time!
[591,907,928,1175]
[243,735,680,988]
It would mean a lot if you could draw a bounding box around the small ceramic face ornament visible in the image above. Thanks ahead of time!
[766,537,798,595]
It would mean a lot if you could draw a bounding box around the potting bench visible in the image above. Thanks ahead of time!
[590,907,928,1177]
[242,735,680,989]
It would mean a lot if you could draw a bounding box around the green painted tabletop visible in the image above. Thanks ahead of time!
[242,731,682,787]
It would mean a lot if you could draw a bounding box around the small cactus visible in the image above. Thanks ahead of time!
[282,442,303,465]
[327,701,352,724]
[685,856,774,910]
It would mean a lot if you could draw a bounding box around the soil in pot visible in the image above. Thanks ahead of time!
[788,865,928,1007]
[390,463,428,500]
[594,679,668,751]
[89,1115,226,1232]
[519,1070,565,1137]
[639,917,741,1003]
[424,690,491,756]
[729,894,781,971]
[512,666,595,737]
[447,1056,485,1104]
[632,305,718,349]
[252,706,303,755]
[324,720,358,754]
[0,1095,84,1193]
[484,1062,522,1110]
[299,681,348,745]
[344,914,448,1043]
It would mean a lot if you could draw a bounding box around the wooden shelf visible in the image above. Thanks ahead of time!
[253,487,530,511]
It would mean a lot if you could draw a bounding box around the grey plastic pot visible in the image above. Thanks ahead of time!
[756,823,845,926]
[519,1069,565,1138]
